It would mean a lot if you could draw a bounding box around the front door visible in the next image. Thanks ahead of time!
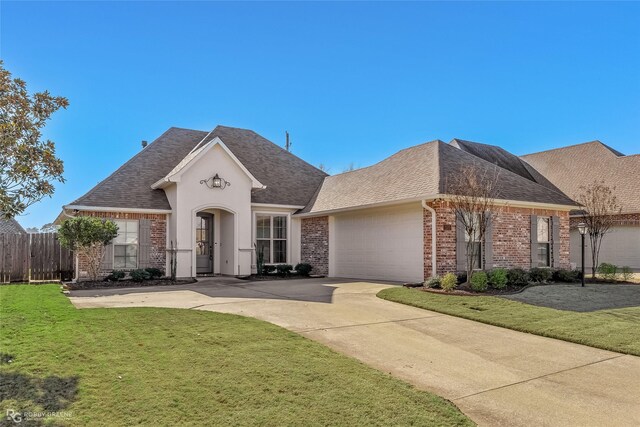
[196,213,213,274]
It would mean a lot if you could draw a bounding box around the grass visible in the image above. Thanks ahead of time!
[378,287,640,356]
[0,285,472,426]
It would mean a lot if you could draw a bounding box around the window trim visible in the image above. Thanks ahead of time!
[113,219,139,270]
[536,216,551,268]
[253,212,291,264]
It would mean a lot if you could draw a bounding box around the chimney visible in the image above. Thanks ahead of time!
[141,140,148,149]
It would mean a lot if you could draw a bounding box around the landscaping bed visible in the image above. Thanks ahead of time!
[66,278,196,290]
[419,282,534,296]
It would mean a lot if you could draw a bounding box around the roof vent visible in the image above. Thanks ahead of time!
[141,140,148,149]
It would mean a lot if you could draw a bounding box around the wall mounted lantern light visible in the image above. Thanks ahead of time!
[200,173,231,190]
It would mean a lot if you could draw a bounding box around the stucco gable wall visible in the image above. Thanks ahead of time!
[173,144,254,277]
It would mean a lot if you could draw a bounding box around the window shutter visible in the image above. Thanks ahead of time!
[456,216,467,272]
[551,215,560,268]
[484,216,493,270]
[101,243,114,271]
[139,219,151,268]
[530,215,538,267]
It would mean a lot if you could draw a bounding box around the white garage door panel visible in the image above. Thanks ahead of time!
[333,206,423,282]
[570,226,640,270]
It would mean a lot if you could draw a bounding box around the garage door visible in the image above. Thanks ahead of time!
[570,226,640,270]
[332,205,424,282]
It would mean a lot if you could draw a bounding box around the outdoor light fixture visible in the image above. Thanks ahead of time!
[200,173,230,190]
[577,222,588,236]
[577,222,588,287]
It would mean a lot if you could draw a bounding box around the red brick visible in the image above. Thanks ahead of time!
[301,216,329,276]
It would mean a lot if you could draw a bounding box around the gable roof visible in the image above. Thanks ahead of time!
[68,126,328,210]
[522,141,640,214]
[300,140,576,214]
[151,136,265,189]
[0,216,26,234]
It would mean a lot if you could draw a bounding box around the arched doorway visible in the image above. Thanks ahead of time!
[193,207,236,276]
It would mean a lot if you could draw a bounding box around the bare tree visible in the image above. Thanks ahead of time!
[447,165,502,282]
[317,163,330,173]
[342,162,356,173]
[575,180,622,278]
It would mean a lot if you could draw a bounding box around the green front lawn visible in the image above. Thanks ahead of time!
[378,287,640,356]
[0,285,472,426]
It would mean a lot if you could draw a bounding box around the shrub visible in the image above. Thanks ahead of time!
[621,266,633,282]
[441,273,458,292]
[455,271,467,285]
[470,272,488,292]
[262,265,276,275]
[488,268,508,289]
[294,263,313,276]
[424,275,441,288]
[507,268,529,287]
[104,270,125,282]
[276,264,293,276]
[528,267,552,283]
[130,269,151,282]
[144,268,164,279]
[598,263,618,282]
[552,269,581,283]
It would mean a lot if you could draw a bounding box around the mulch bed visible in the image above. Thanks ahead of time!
[421,284,532,296]
[403,282,533,296]
[65,278,196,290]
[407,280,636,296]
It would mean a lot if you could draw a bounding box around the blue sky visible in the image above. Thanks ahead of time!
[2,1,639,228]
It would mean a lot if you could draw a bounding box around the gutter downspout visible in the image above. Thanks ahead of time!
[422,200,437,277]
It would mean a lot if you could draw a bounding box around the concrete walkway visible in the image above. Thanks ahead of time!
[70,278,640,427]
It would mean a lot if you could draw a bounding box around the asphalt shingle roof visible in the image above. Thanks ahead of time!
[521,141,640,214]
[0,216,26,234]
[450,139,562,192]
[69,126,328,210]
[301,140,576,214]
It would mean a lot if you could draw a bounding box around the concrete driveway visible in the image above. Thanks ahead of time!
[70,278,640,427]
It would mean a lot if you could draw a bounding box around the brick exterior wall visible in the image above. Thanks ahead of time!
[76,211,167,278]
[300,216,329,276]
[423,201,571,278]
[423,201,457,277]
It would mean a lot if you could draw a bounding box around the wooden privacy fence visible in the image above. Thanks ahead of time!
[0,233,74,283]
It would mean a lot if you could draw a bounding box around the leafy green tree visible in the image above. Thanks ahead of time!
[0,60,68,218]
[58,217,118,281]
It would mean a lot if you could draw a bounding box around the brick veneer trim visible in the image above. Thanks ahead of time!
[300,216,329,276]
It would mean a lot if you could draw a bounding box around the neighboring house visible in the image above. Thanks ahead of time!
[522,141,640,271]
[60,126,577,282]
[0,215,27,234]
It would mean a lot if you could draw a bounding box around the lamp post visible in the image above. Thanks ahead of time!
[577,222,588,287]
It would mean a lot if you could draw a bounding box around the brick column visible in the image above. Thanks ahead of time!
[301,216,329,276]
